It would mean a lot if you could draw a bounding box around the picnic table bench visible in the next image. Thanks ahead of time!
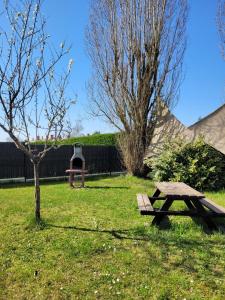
[137,182,225,230]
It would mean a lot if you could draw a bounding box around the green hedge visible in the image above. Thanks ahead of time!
[59,133,118,146]
[34,133,118,146]
[145,137,225,191]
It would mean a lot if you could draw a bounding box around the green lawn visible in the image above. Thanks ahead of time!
[0,175,225,299]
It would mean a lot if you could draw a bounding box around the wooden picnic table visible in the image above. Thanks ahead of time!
[137,182,225,230]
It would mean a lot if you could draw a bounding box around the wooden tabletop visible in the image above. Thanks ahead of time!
[155,182,204,199]
[65,169,88,173]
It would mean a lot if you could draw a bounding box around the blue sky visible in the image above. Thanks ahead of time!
[177,0,225,125]
[0,0,224,140]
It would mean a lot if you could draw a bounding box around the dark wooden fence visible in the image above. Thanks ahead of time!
[0,143,123,180]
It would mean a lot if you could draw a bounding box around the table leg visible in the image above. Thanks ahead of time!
[81,173,85,188]
[184,199,195,211]
[69,173,73,188]
[150,189,161,205]
[152,199,174,226]
[192,200,218,230]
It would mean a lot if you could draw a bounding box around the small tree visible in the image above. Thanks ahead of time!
[86,0,188,176]
[0,0,73,222]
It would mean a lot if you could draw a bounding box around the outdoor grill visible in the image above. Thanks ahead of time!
[65,143,88,188]
[70,143,85,170]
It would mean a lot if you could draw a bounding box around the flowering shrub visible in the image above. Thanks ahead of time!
[145,137,225,191]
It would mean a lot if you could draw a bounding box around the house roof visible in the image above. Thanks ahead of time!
[188,103,225,155]
[189,103,225,129]
[147,103,193,157]
[148,102,225,157]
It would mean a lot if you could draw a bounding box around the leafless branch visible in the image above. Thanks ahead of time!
[86,0,188,175]
[0,0,74,221]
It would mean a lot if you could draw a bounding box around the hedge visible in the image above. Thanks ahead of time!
[34,133,118,146]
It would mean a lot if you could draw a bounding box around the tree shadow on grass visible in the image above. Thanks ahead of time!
[46,219,225,243]
[47,223,136,240]
[45,222,225,281]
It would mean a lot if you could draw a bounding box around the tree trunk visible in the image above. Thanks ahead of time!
[117,131,150,177]
[34,163,41,222]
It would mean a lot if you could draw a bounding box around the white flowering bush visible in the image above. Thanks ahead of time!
[145,137,225,191]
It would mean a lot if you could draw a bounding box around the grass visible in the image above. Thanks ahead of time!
[0,175,225,299]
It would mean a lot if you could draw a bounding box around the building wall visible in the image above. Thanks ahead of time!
[189,104,225,155]
[147,104,193,157]
[147,103,225,157]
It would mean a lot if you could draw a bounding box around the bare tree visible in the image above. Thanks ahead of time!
[217,0,225,59]
[0,0,73,222]
[86,0,188,176]
[71,120,84,137]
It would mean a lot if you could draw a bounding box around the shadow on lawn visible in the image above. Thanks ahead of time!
[47,223,136,240]
[0,174,124,189]
[45,223,225,280]
[47,220,225,242]
[157,215,225,234]
[84,185,129,189]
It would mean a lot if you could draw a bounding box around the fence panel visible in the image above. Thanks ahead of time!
[0,143,25,179]
[25,145,74,179]
[0,143,123,180]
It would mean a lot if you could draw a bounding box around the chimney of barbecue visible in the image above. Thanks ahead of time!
[70,143,85,170]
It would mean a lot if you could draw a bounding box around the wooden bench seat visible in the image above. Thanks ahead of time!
[137,182,225,230]
[199,198,225,215]
[137,194,154,215]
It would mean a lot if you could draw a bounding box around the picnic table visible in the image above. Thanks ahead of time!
[137,182,225,230]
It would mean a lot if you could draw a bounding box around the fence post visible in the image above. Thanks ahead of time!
[109,146,112,176]
[23,153,27,183]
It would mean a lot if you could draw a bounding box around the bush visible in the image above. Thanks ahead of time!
[59,133,117,146]
[145,138,225,191]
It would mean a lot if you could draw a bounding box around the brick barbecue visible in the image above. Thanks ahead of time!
[66,143,88,188]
